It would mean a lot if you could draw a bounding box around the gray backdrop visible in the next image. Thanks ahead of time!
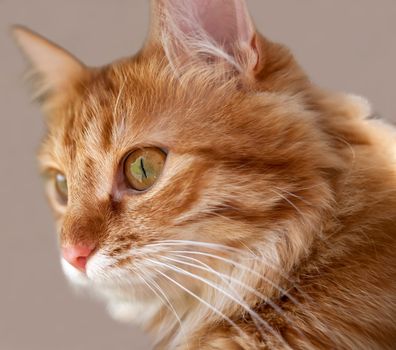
[1,1,395,349]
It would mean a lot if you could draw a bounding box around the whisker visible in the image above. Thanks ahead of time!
[106,244,327,348]
[146,258,292,349]
[133,270,172,324]
[147,240,279,270]
[163,248,303,306]
[133,242,327,345]
[164,254,282,313]
[142,241,313,307]
[162,254,313,347]
[139,270,190,349]
[150,266,249,341]
[145,240,313,303]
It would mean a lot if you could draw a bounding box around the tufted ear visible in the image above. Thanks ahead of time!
[150,0,260,76]
[12,26,85,99]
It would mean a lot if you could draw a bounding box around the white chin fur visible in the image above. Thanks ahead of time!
[61,258,89,287]
[107,299,163,325]
[61,253,161,327]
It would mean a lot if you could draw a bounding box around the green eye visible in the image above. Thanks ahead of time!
[124,148,166,191]
[55,173,68,202]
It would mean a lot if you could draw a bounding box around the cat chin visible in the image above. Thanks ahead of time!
[61,257,158,324]
[61,255,154,296]
[60,258,90,287]
[106,298,163,326]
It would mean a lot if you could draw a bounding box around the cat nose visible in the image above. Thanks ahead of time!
[61,244,96,272]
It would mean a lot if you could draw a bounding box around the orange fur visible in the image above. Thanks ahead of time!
[14,1,396,349]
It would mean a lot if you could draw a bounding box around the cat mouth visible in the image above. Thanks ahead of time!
[61,258,90,287]
[61,252,154,289]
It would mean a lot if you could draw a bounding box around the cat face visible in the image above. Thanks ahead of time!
[15,0,334,322]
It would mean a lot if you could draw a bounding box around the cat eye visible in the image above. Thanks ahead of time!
[54,173,68,202]
[124,148,166,191]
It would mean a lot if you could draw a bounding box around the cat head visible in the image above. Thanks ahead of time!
[14,0,336,332]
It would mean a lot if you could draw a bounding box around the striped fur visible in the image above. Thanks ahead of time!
[15,1,396,349]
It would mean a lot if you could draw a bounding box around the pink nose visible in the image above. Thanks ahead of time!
[62,244,95,272]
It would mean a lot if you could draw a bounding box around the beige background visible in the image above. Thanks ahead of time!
[1,1,395,349]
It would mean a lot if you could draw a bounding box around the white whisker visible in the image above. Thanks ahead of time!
[145,240,313,305]
[162,254,314,348]
[150,266,249,341]
[164,248,302,305]
[147,239,280,271]
[146,258,292,349]
[139,270,189,349]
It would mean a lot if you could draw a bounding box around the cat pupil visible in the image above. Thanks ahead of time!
[140,158,148,179]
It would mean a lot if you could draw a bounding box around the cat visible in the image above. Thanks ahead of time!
[13,0,396,349]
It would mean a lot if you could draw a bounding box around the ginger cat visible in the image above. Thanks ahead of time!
[14,0,396,349]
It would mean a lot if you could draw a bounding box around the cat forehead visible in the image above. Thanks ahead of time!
[43,59,241,156]
[40,54,300,176]
[43,63,167,154]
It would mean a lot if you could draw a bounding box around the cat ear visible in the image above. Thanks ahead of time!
[151,0,259,76]
[12,26,85,98]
